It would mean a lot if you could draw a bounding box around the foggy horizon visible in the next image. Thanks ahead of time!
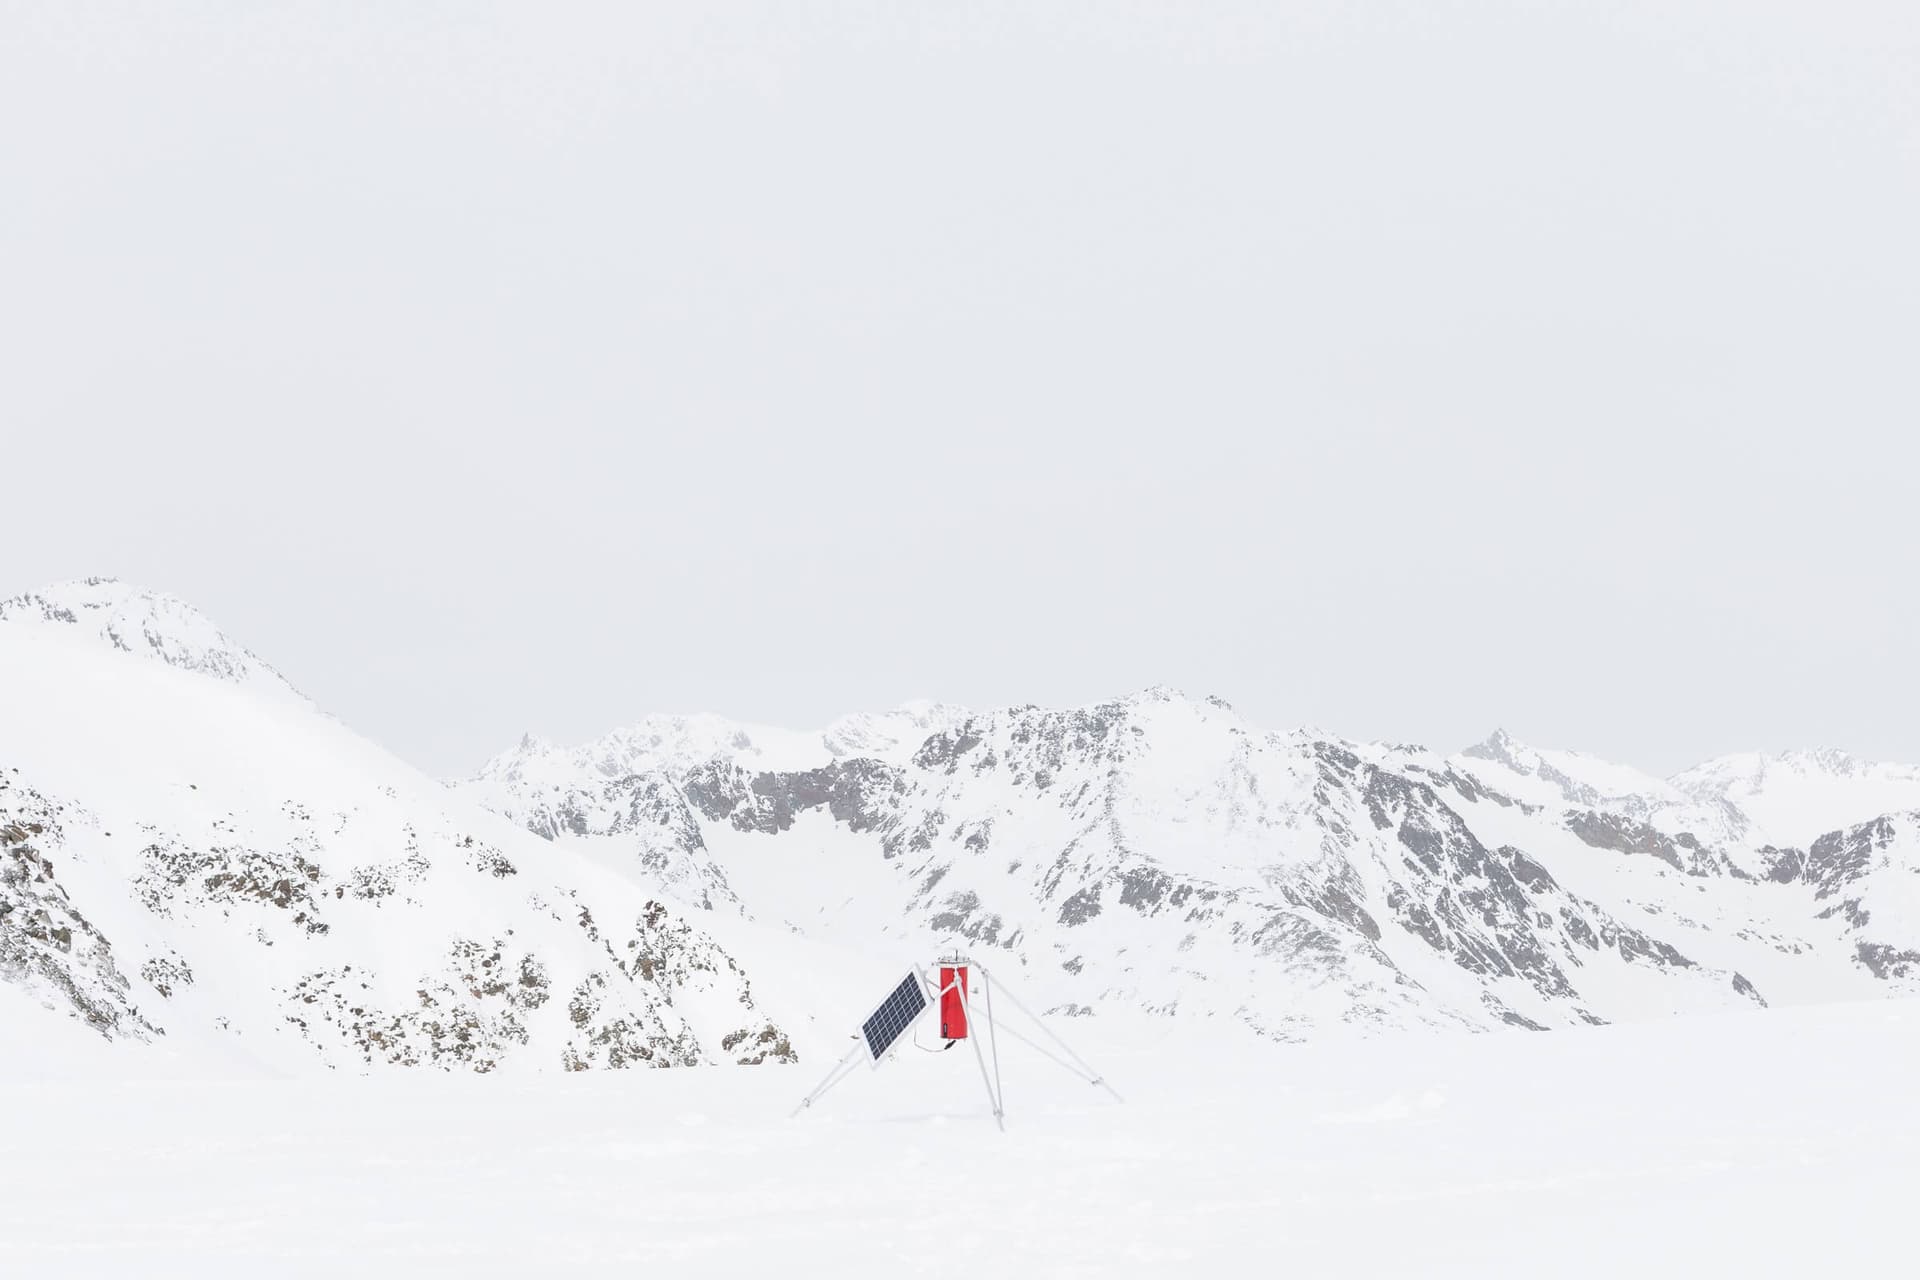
[3,570,1904,785]
[7,1,1916,780]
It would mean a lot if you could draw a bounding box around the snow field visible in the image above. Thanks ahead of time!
[6,999,1917,1278]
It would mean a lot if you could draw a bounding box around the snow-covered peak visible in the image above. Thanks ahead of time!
[911,687,1253,772]
[574,714,822,781]
[1673,748,1886,797]
[1670,749,1920,848]
[0,577,304,703]
[906,689,1319,868]
[1457,728,1681,810]
[821,700,969,763]
[1467,726,1522,761]
[472,701,973,793]
[473,714,798,790]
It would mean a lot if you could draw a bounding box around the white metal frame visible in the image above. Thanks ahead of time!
[791,954,1121,1129]
[790,968,932,1118]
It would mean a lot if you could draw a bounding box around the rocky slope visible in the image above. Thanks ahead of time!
[0,580,794,1073]
[463,693,1920,1042]
[12,575,1919,1062]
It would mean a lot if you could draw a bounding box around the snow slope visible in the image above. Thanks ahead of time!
[1,581,794,1073]
[471,688,1920,1046]
[0,576,306,704]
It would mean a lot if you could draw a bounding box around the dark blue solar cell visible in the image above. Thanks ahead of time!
[860,974,928,1061]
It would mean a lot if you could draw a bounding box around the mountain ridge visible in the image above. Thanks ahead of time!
[0,582,799,1074]
[0,576,306,703]
[9,577,1920,1066]
[463,684,1920,1040]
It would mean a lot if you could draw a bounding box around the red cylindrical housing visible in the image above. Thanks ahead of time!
[939,965,969,1040]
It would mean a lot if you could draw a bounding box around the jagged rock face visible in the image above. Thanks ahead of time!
[684,758,909,839]
[1562,811,1747,879]
[0,775,154,1039]
[1799,816,1899,900]
[901,709,1766,1035]
[468,687,1920,1040]
[912,699,1145,785]
[454,708,955,905]
[473,691,1795,1040]
[1756,811,1920,982]
[278,898,795,1073]
[468,767,737,911]
[4,757,792,1072]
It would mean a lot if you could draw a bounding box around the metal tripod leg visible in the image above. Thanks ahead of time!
[789,1042,866,1119]
[982,968,1005,1120]
[975,965,1123,1102]
[959,980,1004,1131]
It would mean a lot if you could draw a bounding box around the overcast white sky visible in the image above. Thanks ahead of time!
[4,1,1916,778]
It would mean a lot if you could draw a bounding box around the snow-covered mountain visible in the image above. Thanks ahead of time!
[1,580,795,1073]
[11,575,1920,1066]
[0,576,306,703]
[1671,749,1920,848]
[471,701,969,797]
[461,688,1920,1043]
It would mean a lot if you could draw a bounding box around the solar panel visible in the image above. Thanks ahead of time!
[860,972,929,1062]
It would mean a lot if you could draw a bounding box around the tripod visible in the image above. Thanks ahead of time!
[791,959,1122,1130]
